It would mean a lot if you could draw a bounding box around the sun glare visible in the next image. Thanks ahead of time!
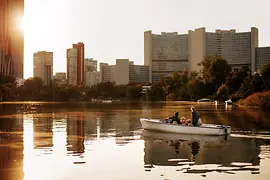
[18,16,25,32]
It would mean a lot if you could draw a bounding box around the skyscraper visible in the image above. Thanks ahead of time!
[33,51,53,85]
[73,42,85,85]
[67,48,77,85]
[0,0,24,78]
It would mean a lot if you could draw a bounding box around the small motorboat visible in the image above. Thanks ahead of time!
[225,99,233,105]
[140,118,231,136]
[197,98,211,102]
[141,130,229,143]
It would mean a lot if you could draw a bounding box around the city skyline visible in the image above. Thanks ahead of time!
[23,0,270,78]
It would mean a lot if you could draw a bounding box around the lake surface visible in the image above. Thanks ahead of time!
[0,101,270,180]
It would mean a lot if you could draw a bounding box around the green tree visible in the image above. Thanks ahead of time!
[18,77,44,100]
[226,66,250,91]
[199,56,231,89]
[146,83,165,101]
[187,79,205,101]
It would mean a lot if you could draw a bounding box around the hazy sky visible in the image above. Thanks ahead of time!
[24,0,270,78]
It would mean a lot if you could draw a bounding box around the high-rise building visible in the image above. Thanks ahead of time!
[67,48,77,85]
[33,51,53,85]
[145,27,259,83]
[73,42,85,85]
[67,42,85,86]
[256,47,270,72]
[144,31,189,83]
[189,27,258,73]
[0,0,24,78]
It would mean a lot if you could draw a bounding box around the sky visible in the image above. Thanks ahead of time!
[23,0,270,79]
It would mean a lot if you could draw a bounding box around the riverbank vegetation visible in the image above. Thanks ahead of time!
[237,91,270,110]
[0,56,269,109]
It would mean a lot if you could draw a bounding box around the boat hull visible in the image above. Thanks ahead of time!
[140,118,231,136]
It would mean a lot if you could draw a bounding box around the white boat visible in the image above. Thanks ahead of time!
[141,130,229,143]
[225,99,233,105]
[102,100,112,103]
[140,118,231,136]
[197,98,211,102]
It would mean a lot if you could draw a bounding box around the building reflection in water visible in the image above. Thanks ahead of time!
[33,117,53,149]
[142,130,264,171]
[0,117,24,180]
[66,113,85,156]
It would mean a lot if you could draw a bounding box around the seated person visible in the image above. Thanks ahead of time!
[171,112,181,125]
[180,117,187,125]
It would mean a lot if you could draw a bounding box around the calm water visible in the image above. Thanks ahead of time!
[0,102,270,180]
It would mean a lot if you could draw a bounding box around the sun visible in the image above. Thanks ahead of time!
[18,16,25,32]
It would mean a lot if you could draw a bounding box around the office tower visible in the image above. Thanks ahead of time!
[188,27,258,73]
[67,48,77,85]
[0,0,24,78]
[33,51,53,85]
[72,42,85,85]
[144,31,189,83]
[145,27,259,83]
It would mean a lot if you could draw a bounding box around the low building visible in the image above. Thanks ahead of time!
[100,59,149,85]
[85,71,99,86]
[103,65,115,83]
[256,46,270,72]
[54,72,67,85]
[16,78,25,87]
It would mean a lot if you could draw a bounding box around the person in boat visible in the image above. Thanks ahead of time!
[171,112,181,125]
[190,106,200,126]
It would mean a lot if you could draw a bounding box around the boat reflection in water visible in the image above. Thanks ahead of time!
[142,130,263,174]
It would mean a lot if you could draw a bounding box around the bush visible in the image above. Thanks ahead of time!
[237,91,270,110]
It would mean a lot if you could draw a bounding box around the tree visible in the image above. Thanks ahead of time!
[216,84,230,101]
[199,56,231,89]
[18,77,44,100]
[252,73,264,92]
[187,79,205,100]
[226,66,250,91]
[146,83,165,101]
[0,73,16,85]
[261,62,270,90]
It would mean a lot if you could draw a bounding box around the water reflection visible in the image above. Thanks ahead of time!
[142,130,269,175]
[0,117,24,180]
[0,102,269,180]
[66,114,85,156]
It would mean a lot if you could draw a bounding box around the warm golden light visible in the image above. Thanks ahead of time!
[18,16,25,32]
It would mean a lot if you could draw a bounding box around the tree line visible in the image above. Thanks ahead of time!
[0,56,270,104]
[0,75,144,102]
[147,56,270,103]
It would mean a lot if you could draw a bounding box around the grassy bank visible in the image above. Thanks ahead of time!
[237,91,270,110]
